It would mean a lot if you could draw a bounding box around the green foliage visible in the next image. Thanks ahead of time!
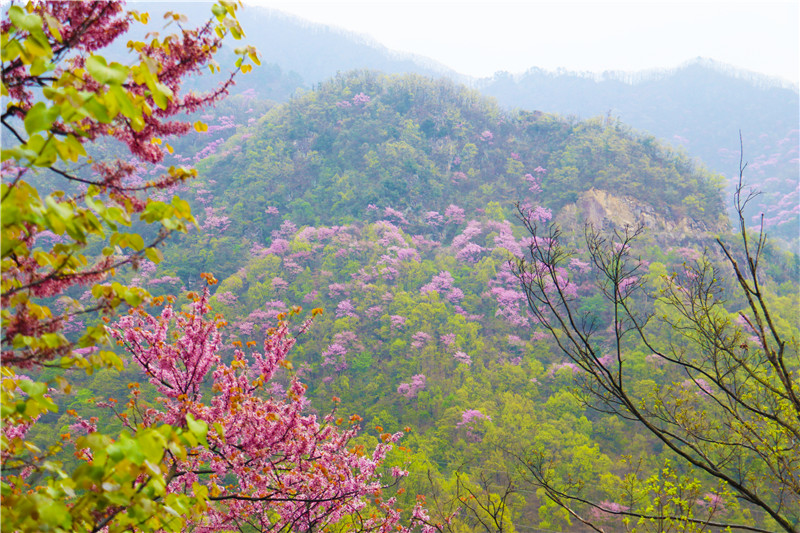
[173,72,724,283]
[1,1,254,531]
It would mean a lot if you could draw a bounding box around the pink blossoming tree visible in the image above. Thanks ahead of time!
[105,284,441,532]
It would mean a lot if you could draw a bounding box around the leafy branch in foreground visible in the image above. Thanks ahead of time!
[2,0,256,368]
[1,1,258,530]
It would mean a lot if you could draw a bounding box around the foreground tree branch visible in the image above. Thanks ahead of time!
[511,146,799,532]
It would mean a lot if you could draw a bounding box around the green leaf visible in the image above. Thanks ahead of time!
[8,6,43,33]
[86,55,129,85]
[24,102,61,135]
[212,421,225,442]
[96,350,124,371]
[37,498,72,528]
[185,414,208,447]
[151,82,173,111]
[18,379,47,397]
[138,429,169,464]
[122,288,143,307]
[116,433,146,465]
[44,195,73,219]
[170,196,192,218]
[42,12,63,42]
[23,31,52,60]
[108,85,142,121]
[145,247,163,264]
[82,94,114,123]
[1,146,37,163]
[30,56,51,76]
[192,482,209,500]
[128,233,145,251]
[1,38,23,62]
[22,133,57,167]
[211,4,226,19]
[53,134,87,162]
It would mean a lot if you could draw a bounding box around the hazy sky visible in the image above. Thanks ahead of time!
[249,1,799,85]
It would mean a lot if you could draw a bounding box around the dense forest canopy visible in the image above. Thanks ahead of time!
[164,71,727,284]
[129,71,797,530]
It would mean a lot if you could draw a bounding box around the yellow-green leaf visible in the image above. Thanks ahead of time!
[86,55,129,85]
[24,102,60,135]
[145,247,163,264]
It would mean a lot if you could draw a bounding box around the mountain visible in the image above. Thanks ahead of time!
[113,72,795,530]
[128,5,798,251]
[235,7,463,85]
[186,2,797,249]
[158,72,726,283]
[477,59,800,248]
[127,3,463,100]
[52,10,797,525]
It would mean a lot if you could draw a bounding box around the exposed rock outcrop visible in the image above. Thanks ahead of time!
[555,188,726,242]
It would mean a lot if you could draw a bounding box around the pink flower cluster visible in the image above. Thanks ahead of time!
[457,409,491,442]
[420,271,463,303]
[108,289,429,531]
[453,351,471,366]
[397,374,427,399]
[444,204,466,225]
[411,331,432,349]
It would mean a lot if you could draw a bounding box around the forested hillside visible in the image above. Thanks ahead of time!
[131,7,800,249]
[159,72,726,284]
[479,59,800,249]
[4,3,797,531]
[84,72,794,530]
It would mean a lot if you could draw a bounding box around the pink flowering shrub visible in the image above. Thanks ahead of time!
[444,204,466,225]
[490,263,530,327]
[453,351,472,366]
[420,271,463,303]
[108,287,437,531]
[390,315,407,329]
[383,207,409,227]
[271,276,289,293]
[411,331,432,349]
[424,211,444,226]
[335,299,358,319]
[397,374,427,399]
[547,361,580,377]
[265,238,290,256]
[322,331,363,372]
[457,409,491,442]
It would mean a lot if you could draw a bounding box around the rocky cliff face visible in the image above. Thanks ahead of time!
[555,188,727,241]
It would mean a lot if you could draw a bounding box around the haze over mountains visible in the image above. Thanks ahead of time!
[197,6,796,249]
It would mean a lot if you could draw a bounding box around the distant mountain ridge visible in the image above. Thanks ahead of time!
[476,58,798,248]
[136,4,462,89]
[490,57,797,91]
[217,7,797,247]
[131,3,799,249]
[240,7,464,83]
